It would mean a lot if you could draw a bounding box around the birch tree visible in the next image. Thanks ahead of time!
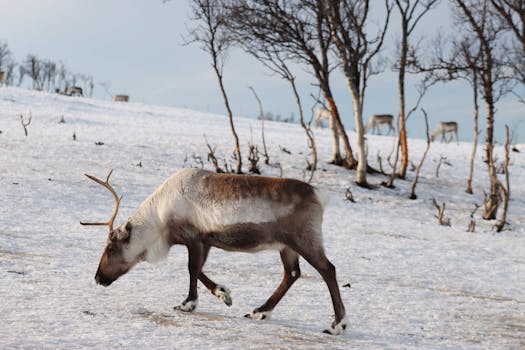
[490,0,525,102]
[188,0,243,173]
[394,0,440,179]
[452,0,510,219]
[226,0,357,168]
[326,0,392,187]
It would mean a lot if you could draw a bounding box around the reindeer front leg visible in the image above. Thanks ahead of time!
[198,245,232,306]
[174,240,204,312]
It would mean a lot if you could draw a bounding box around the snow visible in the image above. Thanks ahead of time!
[1,87,524,349]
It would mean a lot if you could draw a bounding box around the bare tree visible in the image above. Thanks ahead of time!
[0,41,15,85]
[326,0,393,187]
[4,62,16,86]
[226,16,318,173]
[88,76,95,97]
[23,54,42,90]
[56,62,68,92]
[384,81,429,188]
[226,0,356,168]
[463,42,482,194]
[188,0,242,173]
[490,0,525,102]
[394,0,440,179]
[0,41,11,71]
[0,42,16,87]
[423,33,482,193]
[453,0,511,220]
[41,59,57,92]
[17,65,26,87]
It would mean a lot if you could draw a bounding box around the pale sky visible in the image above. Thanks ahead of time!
[1,0,523,143]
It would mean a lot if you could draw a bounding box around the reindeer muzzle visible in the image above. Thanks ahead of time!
[95,271,114,287]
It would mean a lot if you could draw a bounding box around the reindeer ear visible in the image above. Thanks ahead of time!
[114,221,132,241]
[116,221,132,241]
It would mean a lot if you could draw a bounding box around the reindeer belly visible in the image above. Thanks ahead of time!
[201,222,286,252]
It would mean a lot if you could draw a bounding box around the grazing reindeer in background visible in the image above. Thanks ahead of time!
[314,107,331,129]
[64,86,83,97]
[81,168,348,335]
[0,71,6,86]
[365,114,395,135]
[431,122,458,143]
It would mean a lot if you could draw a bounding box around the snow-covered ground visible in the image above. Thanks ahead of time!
[0,87,524,349]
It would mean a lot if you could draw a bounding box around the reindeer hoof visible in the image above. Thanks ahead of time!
[323,316,348,335]
[244,310,271,320]
[174,299,198,312]
[212,285,232,306]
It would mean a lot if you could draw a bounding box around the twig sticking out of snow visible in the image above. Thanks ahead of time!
[467,203,480,232]
[20,111,32,137]
[345,187,355,203]
[432,197,451,226]
[204,134,225,173]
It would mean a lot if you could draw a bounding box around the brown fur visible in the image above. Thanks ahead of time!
[195,172,316,205]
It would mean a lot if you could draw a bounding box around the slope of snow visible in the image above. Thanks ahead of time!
[0,87,524,349]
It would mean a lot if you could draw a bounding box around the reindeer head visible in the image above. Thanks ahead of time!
[81,171,143,286]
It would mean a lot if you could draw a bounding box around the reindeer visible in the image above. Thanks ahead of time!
[431,121,458,143]
[81,169,348,335]
[314,107,331,129]
[112,94,129,102]
[64,86,83,97]
[0,71,5,86]
[365,114,395,135]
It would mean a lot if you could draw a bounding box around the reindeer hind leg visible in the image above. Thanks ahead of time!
[245,247,300,320]
[292,242,347,335]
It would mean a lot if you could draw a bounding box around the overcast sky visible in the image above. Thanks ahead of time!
[1,0,523,143]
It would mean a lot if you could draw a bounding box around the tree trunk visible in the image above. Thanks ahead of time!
[398,23,409,179]
[325,95,357,168]
[326,98,342,165]
[466,70,479,194]
[347,79,368,187]
[328,108,341,165]
[482,81,498,220]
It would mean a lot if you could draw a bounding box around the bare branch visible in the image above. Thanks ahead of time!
[248,86,270,165]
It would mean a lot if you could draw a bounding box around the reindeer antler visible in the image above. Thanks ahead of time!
[80,170,122,231]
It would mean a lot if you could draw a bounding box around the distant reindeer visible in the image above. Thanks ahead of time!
[366,114,395,135]
[112,95,129,102]
[314,107,331,129]
[0,71,5,86]
[64,86,83,97]
[81,169,348,335]
[431,122,458,143]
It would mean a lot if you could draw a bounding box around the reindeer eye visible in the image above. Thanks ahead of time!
[107,244,116,255]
